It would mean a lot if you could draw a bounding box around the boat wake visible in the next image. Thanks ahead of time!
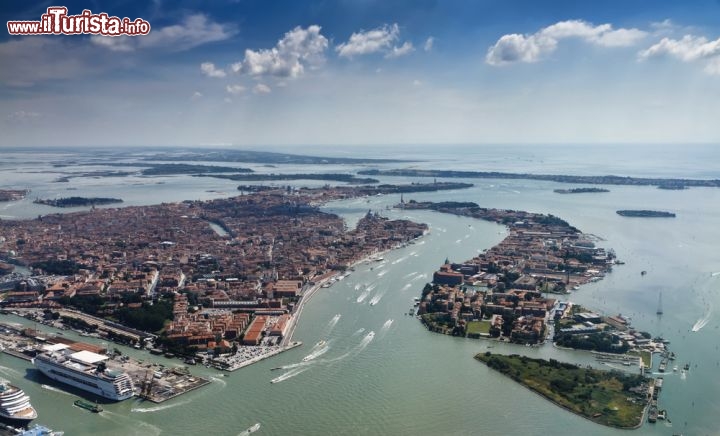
[99,410,162,436]
[377,270,387,277]
[132,400,190,413]
[319,330,377,366]
[369,292,384,306]
[270,367,308,384]
[404,271,419,278]
[381,319,394,331]
[411,273,428,282]
[692,310,712,332]
[391,256,408,265]
[210,376,227,387]
[454,239,462,244]
[326,314,341,332]
[354,284,361,291]
[0,364,23,378]
[40,384,73,396]
[356,289,372,303]
[712,271,720,277]
[301,343,329,362]
[401,283,412,291]
[352,328,366,336]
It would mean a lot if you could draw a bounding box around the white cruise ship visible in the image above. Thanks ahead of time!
[33,344,134,401]
[0,378,37,424]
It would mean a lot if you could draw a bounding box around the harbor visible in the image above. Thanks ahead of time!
[0,320,211,404]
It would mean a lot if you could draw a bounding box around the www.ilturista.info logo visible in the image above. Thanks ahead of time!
[7,7,151,36]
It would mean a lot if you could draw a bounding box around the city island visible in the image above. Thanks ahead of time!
[0,182,478,407]
[399,199,672,428]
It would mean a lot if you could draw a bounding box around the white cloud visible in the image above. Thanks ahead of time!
[386,41,415,58]
[424,37,434,52]
[336,23,401,58]
[90,35,135,52]
[92,14,235,52]
[231,25,328,78]
[226,84,246,95]
[486,19,647,65]
[191,91,203,101]
[200,62,226,78]
[253,83,272,94]
[639,34,720,75]
[639,35,720,62]
[412,79,422,86]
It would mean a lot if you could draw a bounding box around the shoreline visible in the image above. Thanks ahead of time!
[476,356,647,430]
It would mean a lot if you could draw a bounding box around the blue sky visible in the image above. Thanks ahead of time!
[2,0,720,147]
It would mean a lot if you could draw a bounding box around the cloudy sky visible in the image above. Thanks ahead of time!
[2,0,720,147]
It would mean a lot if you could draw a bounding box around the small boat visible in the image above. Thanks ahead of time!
[315,340,327,348]
[239,423,261,435]
[73,399,102,413]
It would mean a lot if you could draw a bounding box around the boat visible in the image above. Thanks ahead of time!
[33,344,134,401]
[73,399,102,413]
[315,340,327,348]
[238,423,261,435]
[184,358,197,365]
[19,424,64,436]
[0,379,37,424]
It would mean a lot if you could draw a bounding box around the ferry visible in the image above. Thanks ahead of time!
[73,399,102,413]
[0,379,37,424]
[33,344,134,401]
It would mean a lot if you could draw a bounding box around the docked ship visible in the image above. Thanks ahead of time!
[0,379,37,424]
[33,344,134,401]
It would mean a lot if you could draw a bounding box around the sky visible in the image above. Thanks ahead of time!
[2,0,720,147]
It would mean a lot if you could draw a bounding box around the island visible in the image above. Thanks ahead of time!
[33,197,124,208]
[359,168,720,189]
[0,184,437,372]
[0,189,29,202]
[403,200,617,345]
[142,148,409,164]
[476,353,651,429]
[195,173,380,184]
[616,210,676,218]
[140,163,253,176]
[554,188,610,194]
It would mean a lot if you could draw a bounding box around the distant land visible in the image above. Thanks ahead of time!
[476,353,649,429]
[34,197,123,208]
[0,189,29,202]
[142,149,409,164]
[554,188,610,194]
[358,169,719,189]
[616,210,676,218]
[138,164,253,176]
[196,173,379,184]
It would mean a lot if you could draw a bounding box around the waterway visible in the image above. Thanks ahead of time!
[1,145,719,435]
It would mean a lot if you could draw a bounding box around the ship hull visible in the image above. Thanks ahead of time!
[34,358,134,401]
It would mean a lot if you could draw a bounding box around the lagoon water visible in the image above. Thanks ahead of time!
[1,144,719,435]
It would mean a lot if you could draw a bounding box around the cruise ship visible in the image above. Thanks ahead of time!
[0,379,37,424]
[33,344,134,401]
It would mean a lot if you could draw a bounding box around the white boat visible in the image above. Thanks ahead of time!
[239,423,261,435]
[0,379,37,424]
[33,344,134,401]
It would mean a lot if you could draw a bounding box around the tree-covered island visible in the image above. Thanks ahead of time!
[476,353,651,429]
